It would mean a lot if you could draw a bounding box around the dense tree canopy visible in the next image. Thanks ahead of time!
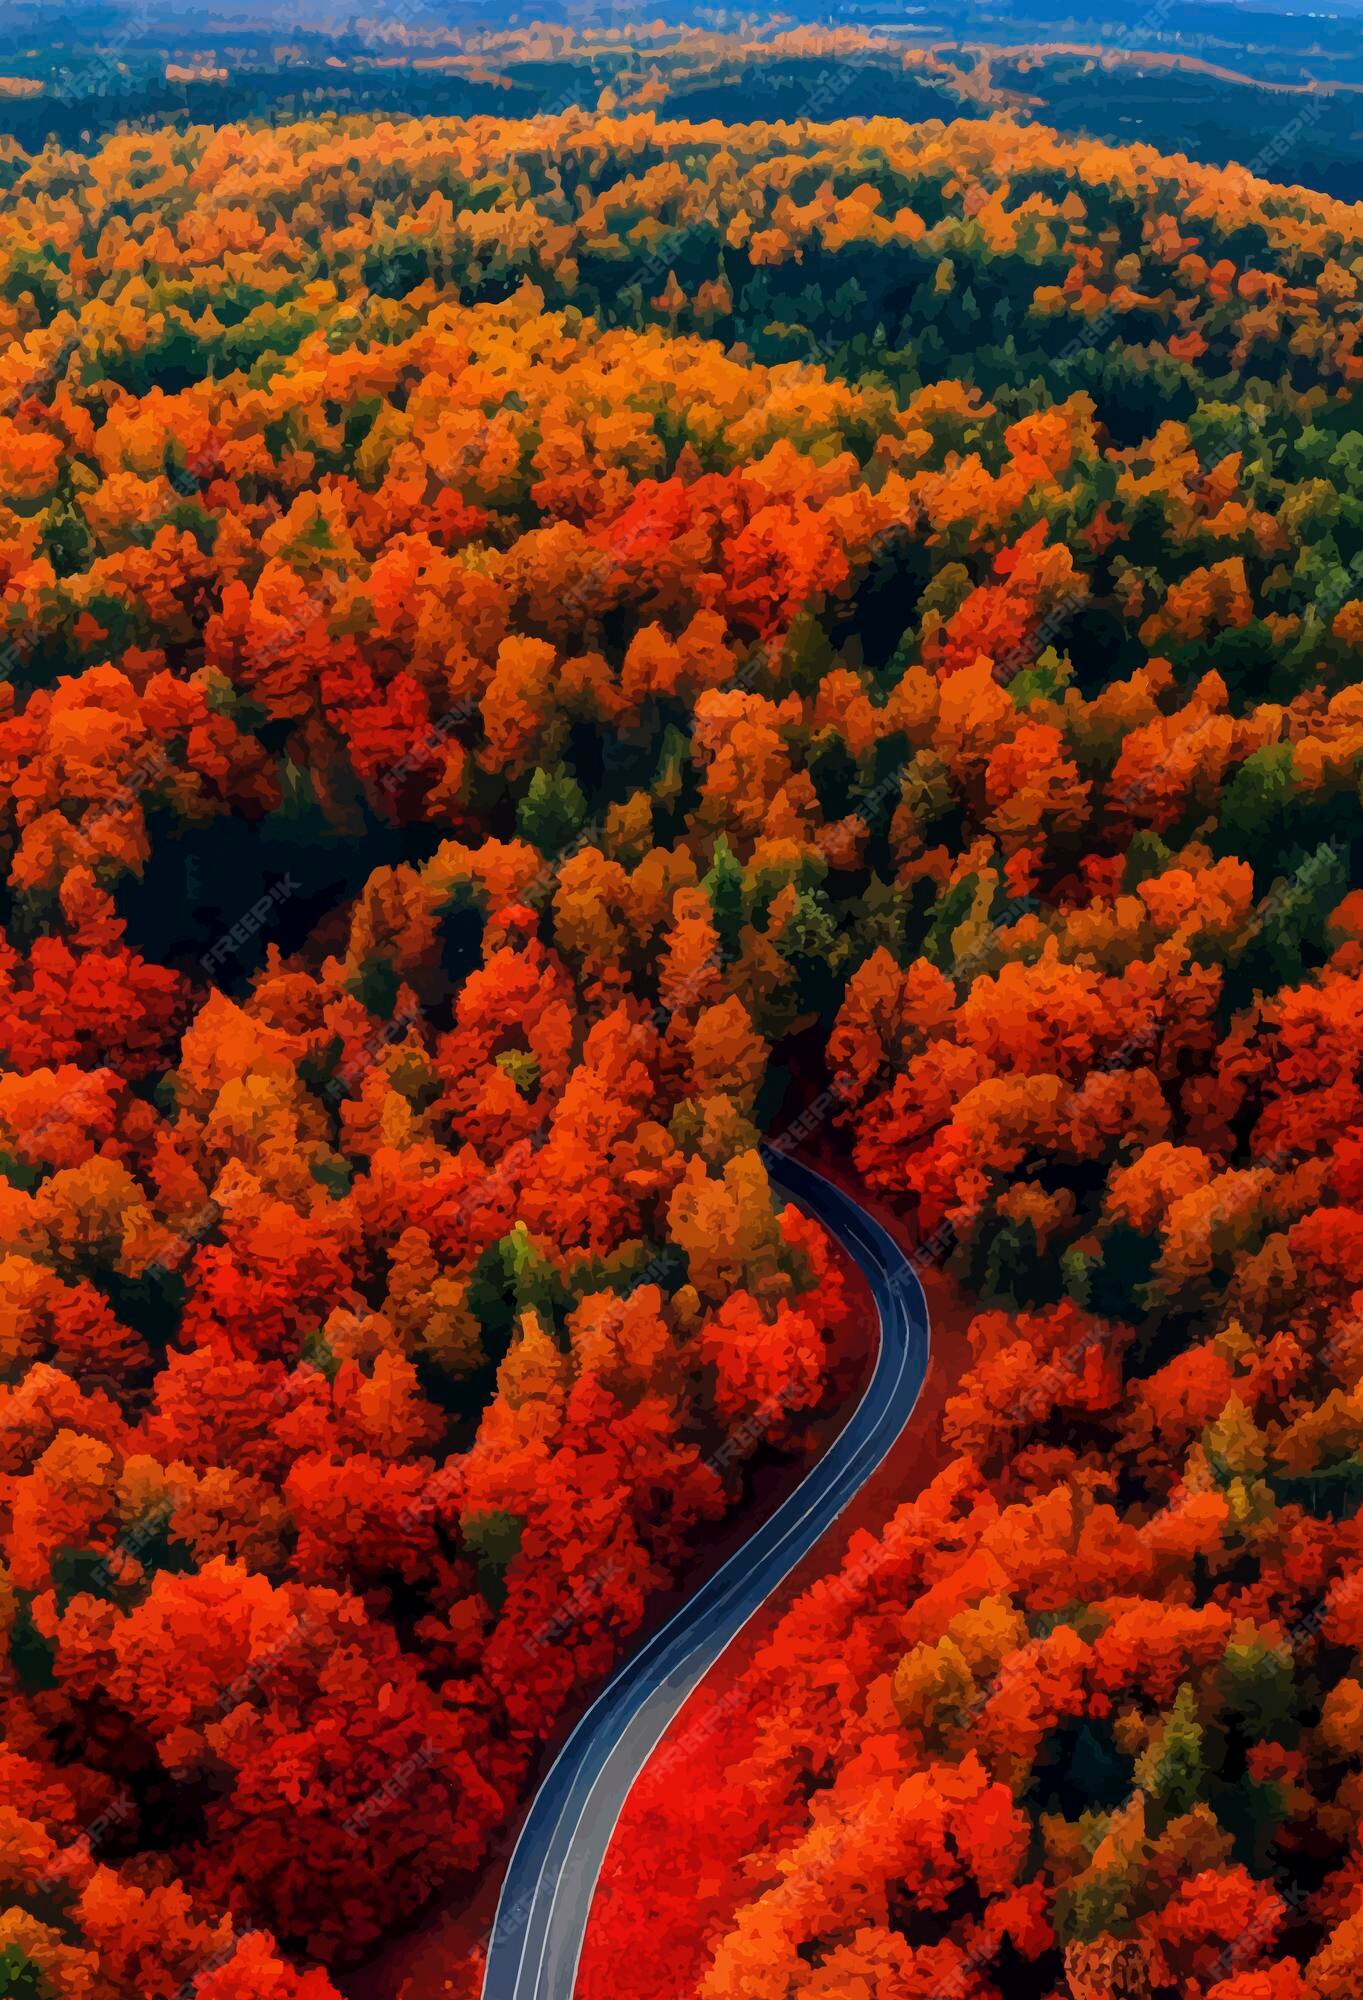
[2,95,1363,2000]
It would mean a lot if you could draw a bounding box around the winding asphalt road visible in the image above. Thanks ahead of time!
[479,1153,930,2000]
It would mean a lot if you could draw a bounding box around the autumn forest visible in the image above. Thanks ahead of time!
[2,44,1363,2000]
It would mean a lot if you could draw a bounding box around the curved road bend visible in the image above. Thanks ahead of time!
[479,1155,931,2000]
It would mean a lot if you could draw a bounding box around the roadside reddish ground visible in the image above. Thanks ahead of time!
[343,1142,931,2000]
[574,1142,972,2000]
